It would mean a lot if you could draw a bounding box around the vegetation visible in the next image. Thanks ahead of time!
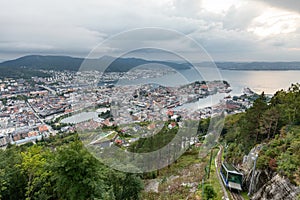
[2,81,300,199]
[257,126,300,184]
[222,83,300,184]
[98,110,112,119]
[128,122,178,153]
[141,146,205,200]
[0,55,191,76]
[0,66,49,79]
[194,148,223,200]
[203,185,217,200]
[0,134,144,200]
[0,98,7,106]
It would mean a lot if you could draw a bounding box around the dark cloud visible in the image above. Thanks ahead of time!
[0,0,299,61]
[255,0,300,13]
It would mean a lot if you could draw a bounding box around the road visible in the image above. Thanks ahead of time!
[26,101,55,135]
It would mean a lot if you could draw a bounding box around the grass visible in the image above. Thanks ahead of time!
[105,131,117,140]
[204,147,250,200]
[241,191,250,200]
[141,146,206,200]
[207,149,224,199]
[158,147,202,177]
[139,137,250,200]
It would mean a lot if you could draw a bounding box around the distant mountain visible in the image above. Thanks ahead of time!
[2,55,300,79]
[215,62,300,70]
[0,55,83,71]
[0,55,192,78]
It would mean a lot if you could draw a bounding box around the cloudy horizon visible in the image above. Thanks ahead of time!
[0,0,299,62]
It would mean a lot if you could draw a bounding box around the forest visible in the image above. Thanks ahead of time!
[222,83,300,185]
[0,134,144,200]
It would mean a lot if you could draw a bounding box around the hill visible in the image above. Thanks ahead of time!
[216,62,300,70]
[2,55,300,79]
[0,55,192,78]
[222,84,300,185]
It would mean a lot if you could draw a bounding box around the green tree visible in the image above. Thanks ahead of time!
[50,140,106,200]
[107,172,144,200]
[259,107,279,140]
[238,92,268,153]
[204,184,216,200]
[19,145,54,200]
[0,146,27,200]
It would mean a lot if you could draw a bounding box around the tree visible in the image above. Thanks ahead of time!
[107,172,144,200]
[239,92,268,151]
[271,84,300,125]
[198,118,210,136]
[50,139,106,200]
[259,107,280,140]
[0,146,27,200]
[19,145,54,200]
[0,133,145,200]
[204,185,216,200]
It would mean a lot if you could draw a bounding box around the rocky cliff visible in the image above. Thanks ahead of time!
[248,171,300,200]
[242,145,300,200]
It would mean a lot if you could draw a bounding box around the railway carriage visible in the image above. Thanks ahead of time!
[220,162,243,191]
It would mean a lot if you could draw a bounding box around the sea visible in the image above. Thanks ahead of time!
[67,69,300,123]
[115,68,300,96]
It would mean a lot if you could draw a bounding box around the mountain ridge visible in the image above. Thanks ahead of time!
[2,55,300,79]
[0,55,192,71]
[0,55,192,78]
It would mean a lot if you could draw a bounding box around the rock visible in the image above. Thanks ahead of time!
[144,179,160,193]
[195,195,201,200]
[251,174,300,200]
[244,169,274,192]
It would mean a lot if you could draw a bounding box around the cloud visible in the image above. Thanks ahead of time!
[0,0,299,61]
[223,2,265,30]
[169,0,202,18]
[255,0,300,13]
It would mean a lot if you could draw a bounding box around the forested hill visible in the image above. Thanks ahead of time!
[0,55,191,78]
[0,55,83,71]
[2,55,300,78]
[222,83,300,186]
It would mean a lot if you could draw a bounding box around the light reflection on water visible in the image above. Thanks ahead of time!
[118,68,300,95]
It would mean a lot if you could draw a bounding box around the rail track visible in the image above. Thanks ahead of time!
[215,146,230,200]
[230,190,244,200]
[215,145,244,200]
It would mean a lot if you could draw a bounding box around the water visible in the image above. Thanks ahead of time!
[220,70,300,95]
[76,69,300,118]
[116,68,300,95]
[174,93,226,111]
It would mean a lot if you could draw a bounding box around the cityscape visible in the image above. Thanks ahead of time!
[0,69,256,147]
[1,0,299,199]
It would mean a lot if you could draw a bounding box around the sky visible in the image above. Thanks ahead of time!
[0,0,299,62]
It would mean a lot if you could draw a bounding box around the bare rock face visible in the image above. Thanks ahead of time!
[244,169,273,192]
[251,174,300,200]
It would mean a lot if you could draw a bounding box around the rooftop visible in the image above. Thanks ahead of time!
[223,162,242,175]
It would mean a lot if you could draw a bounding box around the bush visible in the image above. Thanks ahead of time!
[204,184,217,200]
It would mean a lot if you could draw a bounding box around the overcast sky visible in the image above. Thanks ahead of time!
[0,0,299,62]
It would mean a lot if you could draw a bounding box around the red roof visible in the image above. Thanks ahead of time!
[38,125,48,132]
[200,85,208,89]
[115,139,122,145]
[166,110,174,116]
